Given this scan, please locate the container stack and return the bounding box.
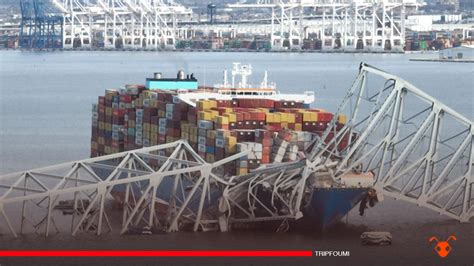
[91,85,348,176]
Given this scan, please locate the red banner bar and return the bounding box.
[0,250,313,257]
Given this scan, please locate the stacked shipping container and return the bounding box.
[91,87,349,176]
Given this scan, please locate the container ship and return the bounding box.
[90,63,374,231]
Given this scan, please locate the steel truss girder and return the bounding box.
[0,140,252,236]
[309,63,473,223]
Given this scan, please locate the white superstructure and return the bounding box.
[177,63,315,107]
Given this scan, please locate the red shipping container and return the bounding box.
[188,114,197,124]
[188,106,197,114]
[158,135,166,144]
[261,155,270,164]
[266,123,281,131]
[144,107,158,120]
[262,139,272,147]
[315,122,327,131]
[259,99,274,108]
[256,129,272,139]
[243,112,251,121]
[215,147,225,160]
[206,138,214,146]
[120,95,132,103]
[262,146,271,155]
[98,96,106,105]
[156,100,166,111]
[151,116,159,125]
[250,112,265,121]
[318,112,334,122]
[294,113,303,123]
[235,112,244,121]
[113,109,126,117]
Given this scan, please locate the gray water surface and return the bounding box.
[0,51,472,174]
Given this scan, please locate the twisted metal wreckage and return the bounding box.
[0,63,472,237]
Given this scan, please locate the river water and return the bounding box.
[0,51,472,265]
[0,51,472,174]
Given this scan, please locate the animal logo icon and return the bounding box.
[429,235,457,258]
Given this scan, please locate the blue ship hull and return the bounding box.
[303,187,368,230]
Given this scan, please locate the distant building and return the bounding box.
[439,45,474,59]
[406,14,463,32]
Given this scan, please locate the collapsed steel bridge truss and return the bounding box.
[0,64,472,237]
[309,63,473,222]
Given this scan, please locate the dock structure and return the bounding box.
[0,64,472,237]
[19,0,63,49]
[18,0,423,51]
[228,0,422,52]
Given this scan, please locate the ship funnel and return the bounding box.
[177,70,185,80]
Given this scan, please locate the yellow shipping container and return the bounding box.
[302,112,317,122]
[279,112,289,123]
[295,123,303,131]
[216,115,229,125]
[196,100,207,110]
[206,154,215,163]
[287,113,296,123]
[266,113,281,123]
[105,123,112,131]
[210,110,219,119]
[221,107,233,113]
[158,110,166,118]
[236,168,248,175]
[223,113,237,123]
[226,136,237,146]
[198,111,212,121]
[197,100,218,110]
[338,114,347,124]
[207,130,216,139]
[226,145,237,153]
[143,123,150,132]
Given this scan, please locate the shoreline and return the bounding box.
[409,58,474,63]
[0,47,405,54]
